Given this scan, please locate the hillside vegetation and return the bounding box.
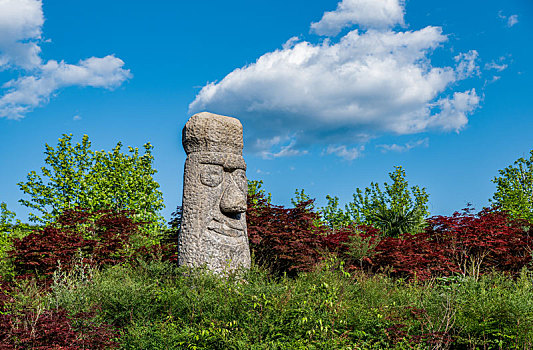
[1,137,533,349]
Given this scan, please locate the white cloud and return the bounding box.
[311,0,405,36]
[377,138,428,153]
[428,89,480,131]
[189,0,482,159]
[454,50,479,79]
[485,61,508,72]
[487,76,501,84]
[0,0,131,119]
[73,114,82,121]
[0,0,43,70]
[1,56,131,119]
[507,14,518,27]
[325,145,364,160]
[498,12,519,27]
[271,141,308,158]
[255,135,308,159]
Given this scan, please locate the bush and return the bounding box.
[323,224,381,270]
[17,134,164,232]
[10,209,142,281]
[317,166,429,236]
[0,224,36,281]
[5,176,533,348]
[0,308,119,349]
[5,253,532,349]
[247,193,326,275]
[325,207,533,280]
[491,149,533,223]
[427,207,533,278]
[371,230,452,280]
[0,274,118,349]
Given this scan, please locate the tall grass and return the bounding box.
[41,258,533,349]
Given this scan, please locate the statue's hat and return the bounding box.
[182,112,243,155]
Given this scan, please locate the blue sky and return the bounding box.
[0,0,532,223]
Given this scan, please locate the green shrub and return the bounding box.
[43,257,533,349]
[17,134,165,236]
[0,224,34,281]
[447,271,533,348]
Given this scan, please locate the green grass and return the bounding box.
[26,257,533,349]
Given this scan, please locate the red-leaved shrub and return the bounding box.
[427,207,532,277]
[247,194,326,275]
[10,209,141,281]
[371,231,453,280]
[323,224,380,252]
[325,225,448,279]
[324,207,532,280]
[323,224,381,269]
[10,226,88,279]
[0,308,118,349]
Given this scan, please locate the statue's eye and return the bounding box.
[200,164,223,187]
[232,169,247,191]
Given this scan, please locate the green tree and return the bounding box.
[291,189,328,229]
[247,180,272,205]
[344,230,380,269]
[491,150,533,223]
[291,188,314,209]
[1,202,15,279]
[18,134,164,229]
[0,202,15,231]
[346,166,429,237]
[319,195,352,231]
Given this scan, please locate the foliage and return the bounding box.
[147,205,183,264]
[17,134,164,233]
[449,270,533,348]
[328,224,447,280]
[0,203,36,281]
[316,166,429,236]
[370,230,452,281]
[291,189,329,228]
[0,307,119,349]
[323,225,381,270]
[370,204,427,238]
[4,238,533,349]
[491,149,533,223]
[326,207,532,281]
[11,225,86,280]
[167,206,182,235]
[247,193,326,276]
[247,179,272,205]
[0,274,118,349]
[319,195,353,231]
[6,157,533,348]
[0,202,15,230]
[10,209,141,281]
[1,203,15,280]
[246,184,531,281]
[43,259,533,349]
[291,188,314,209]
[427,207,532,279]
[344,229,381,269]
[347,166,429,237]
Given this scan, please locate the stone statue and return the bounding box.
[178,112,251,273]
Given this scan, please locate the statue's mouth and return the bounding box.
[207,218,244,238]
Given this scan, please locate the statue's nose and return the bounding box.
[220,179,247,214]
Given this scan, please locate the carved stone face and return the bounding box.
[197,152,247,240]
[178,113,251,273]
